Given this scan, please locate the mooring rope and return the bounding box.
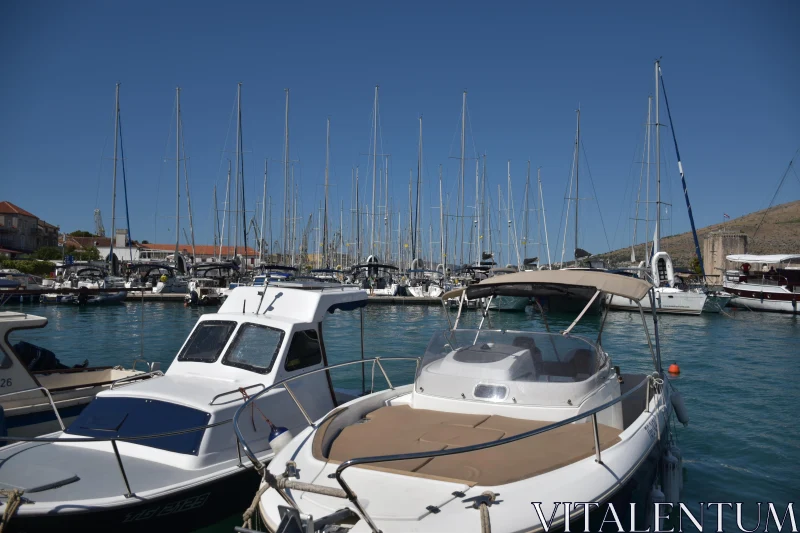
[0,489,24,532]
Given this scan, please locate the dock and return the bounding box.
[120,293,443,305]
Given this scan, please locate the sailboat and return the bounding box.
[607,61,707,315]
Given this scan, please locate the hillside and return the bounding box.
[597,199,800,267]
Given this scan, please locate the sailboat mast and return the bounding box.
[654,60,661,253]
[439,164,444,274]
[261,159,268,264]
[524,161,530,261]
[413,115,422,264]
[213,185,219,258]
[175,86,181,266]
[507,161,512,266]
[459,90,466,266]
[573,108,580,264]
[644,95,653,261]
[538,168,552,268]
[109,83,120,267]
[232,83,241,259]
[323,117,330,267]
[283,89,290,262]
[371,85,378,258]
[356,169,360,263]
[223,161,231,260]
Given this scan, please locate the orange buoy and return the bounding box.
[668,363,681,375]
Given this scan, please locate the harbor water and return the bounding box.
[4,301,798,530]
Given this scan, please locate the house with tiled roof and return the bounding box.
[0,201,59,254]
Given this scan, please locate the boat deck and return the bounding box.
[314,405,621,486]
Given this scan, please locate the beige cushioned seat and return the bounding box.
[318,405,622,486]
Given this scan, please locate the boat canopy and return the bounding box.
[726,254,800,264]
[442,269,652,301]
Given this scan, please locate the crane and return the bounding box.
[94,209,106,237]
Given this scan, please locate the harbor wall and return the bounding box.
[703,231,747,283]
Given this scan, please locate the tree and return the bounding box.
[68,230,94,237]
[141,240,149,244]
[33,247,62,260]
[689,256,702,275]
[64,245,100,261]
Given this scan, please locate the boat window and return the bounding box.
[223,323,284,374]
[284,329,322,372]
[0,347,11,369]
[178,320,237,363]
[66,397,210,455]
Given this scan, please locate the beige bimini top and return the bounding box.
[442,269,652,302]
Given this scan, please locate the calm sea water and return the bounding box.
[4,300,798,530]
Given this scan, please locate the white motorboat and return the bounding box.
[723,254,800,313]
[236,269,687,533]
[0,282,369,532]
[0,312,145,438]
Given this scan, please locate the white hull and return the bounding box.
[607,287,706,315]
[369,284,398,297]
[407,285,444,298]
[723,279,799,314]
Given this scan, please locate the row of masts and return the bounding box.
[110,80,679,275]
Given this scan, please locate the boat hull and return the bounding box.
[5,466,261,533]
[723,281,799,313]
[606,288,706,315]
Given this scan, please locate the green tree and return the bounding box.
[68,230,94,237]
[689,256,702,275]
[33,246,62,260]
[0,259,56,276]
[141,240,149,244]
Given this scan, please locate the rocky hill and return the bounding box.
[597,199,800,267]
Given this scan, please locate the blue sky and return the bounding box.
[2,1,798,263]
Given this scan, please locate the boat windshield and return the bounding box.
[417,329,604,386]
[178,320,237,363]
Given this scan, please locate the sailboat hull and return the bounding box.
[606,287,706,315]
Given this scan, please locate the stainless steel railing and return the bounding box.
[0,386,66,431]
[232,355,662,533]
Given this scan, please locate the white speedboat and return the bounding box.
[0,282,368,531]
[0,312,145,437]
[723,254,800,314]
[236,269,687,533]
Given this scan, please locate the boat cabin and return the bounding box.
[61,284,367,467]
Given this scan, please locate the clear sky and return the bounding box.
[2,1,798,263]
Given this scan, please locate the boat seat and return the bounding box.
[322,405,621,486]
